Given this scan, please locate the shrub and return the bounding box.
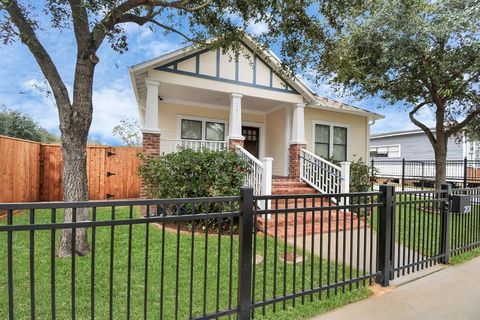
[139,148,249,199]
[350,157,373,192]
[139,148,250,231]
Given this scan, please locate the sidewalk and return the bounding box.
[313,256,480,320]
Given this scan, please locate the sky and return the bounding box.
[0,7,436,146]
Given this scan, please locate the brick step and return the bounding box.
[259,211,357,226]
[272,182,311,188]
[272,177,301,183]
[257,214,365,238]
[272,187,319,195]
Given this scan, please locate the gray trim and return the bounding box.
[235,55,239,81]
[195,54,200,74]
[156,67,299,94]
[253,55,257,84]
[154,44,300,94]
[216,48,220,78]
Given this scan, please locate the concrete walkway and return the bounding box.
[313,256,480,320]
[287,226,422,285]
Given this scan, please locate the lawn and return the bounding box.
[369,194,480,262]
[0,208,370,320]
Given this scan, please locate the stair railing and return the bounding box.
[235,145,272,198]
[299,149,350,197]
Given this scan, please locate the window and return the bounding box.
[314,124,330,159]
[369,145,401,158]
[333,126,347,161]
[206,122,225,141]
[314,123,348,161]
[181,119,202,140]
[180,118,226,141]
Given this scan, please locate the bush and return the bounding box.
[139,148,249,199]
[139,148,250,231]
[350,157,373,192]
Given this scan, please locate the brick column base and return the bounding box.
[141,131,161,215]
[289,143,306,180]
[228,139,244,151]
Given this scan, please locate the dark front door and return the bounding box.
[242,126,260,158]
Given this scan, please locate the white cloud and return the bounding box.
[247,19,269,36]
[135,40,181,59]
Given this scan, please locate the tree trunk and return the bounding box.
[58,57,95,257]
[434,131,448,191]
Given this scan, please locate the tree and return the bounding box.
[0,1,334,257]
[464,116,480,142]
[316,0,480,189]
[0,105,59,142]
[112,117,141,146]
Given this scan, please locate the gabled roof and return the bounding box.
[128,35,384,120]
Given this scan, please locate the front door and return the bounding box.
[242,126,260,158]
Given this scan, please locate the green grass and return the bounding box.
[370,195,480,262]
[0,208,370,319]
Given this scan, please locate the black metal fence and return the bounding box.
[371,158,480,190]
[1,186,480,319]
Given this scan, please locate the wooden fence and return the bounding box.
[0,135,142,203]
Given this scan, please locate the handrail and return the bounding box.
[300,155,343,179]
[236,145,264,196]
[300,148,341,170]
[236,144,263,167]
[299,148,344,194]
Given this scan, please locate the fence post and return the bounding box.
[378,185,395,287]
[463,157,468,188]
[340,161,350,206]
[439,183,452,264]
[401,158,406,191]
[238,187,254,320]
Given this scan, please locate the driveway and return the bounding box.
[312,256,480,320]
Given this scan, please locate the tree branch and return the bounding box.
[446,105,480,137]
[68,0,91,55]
[4,0,71,107]
[409,101,437,145]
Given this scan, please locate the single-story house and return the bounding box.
[129,37,384,196]
[370,128,480,161]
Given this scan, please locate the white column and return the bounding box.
[290,103,307,144]
[143,79,161,133]
[227,93,244,140]
[340,161,350,206]
[261,157,273,215]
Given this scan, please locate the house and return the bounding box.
[370,128,480,161]
[370,128,480,186]
[129,37,384,196]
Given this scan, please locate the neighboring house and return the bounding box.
[370,128,480,161]
[129,37,383,195]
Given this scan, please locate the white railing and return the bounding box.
[299,149,350,195]
[236,145,264,196]
[160,139,227,154]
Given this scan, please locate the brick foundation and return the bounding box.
[141,131,161,215]
[288,143,306,180]
[228,139,244,151]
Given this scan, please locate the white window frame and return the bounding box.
[177,115,227,141]
[369,144,402,158]
[312,120,350,161]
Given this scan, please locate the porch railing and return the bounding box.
[160,139,227,154]
[299,148,350,195]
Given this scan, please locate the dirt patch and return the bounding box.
[369,283,395,297]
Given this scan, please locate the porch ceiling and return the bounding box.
[157,82,286,113]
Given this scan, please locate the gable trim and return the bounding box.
[154,43,300,95]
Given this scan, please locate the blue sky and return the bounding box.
[0,10,436,145]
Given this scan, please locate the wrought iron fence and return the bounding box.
[1,186,480,319]
[371,158,480,190]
